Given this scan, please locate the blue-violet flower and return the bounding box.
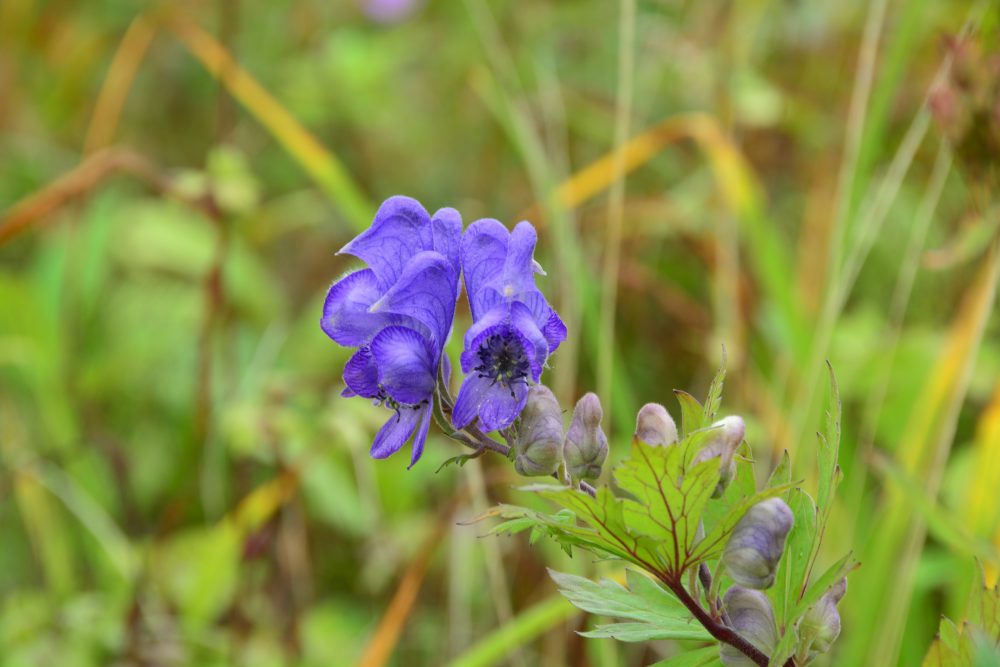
[321,196,461,466]
[451,219,566,432]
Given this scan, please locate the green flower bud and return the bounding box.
[722,497,793,589]
[634,403,678,446]
[693,416,745,498]
[563,393,607,482]
[513,385,564,477]
[719,586,778,667]
[801,577,847,655]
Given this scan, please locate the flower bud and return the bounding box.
[563,393,608,482]
[801,577,847,655]
[722,497,794,589]
[513,385,564,477]
[634,403,678,446]
[719,586,778,666]
[693,416,745,497]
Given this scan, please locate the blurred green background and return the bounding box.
[1,1,998,666]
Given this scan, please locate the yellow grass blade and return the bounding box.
[522,112,802,364]
[230,469,300,535]
[845,239,1000,666]
[83,15,156,154]
[163,12,373,230]
[964,382,1000,584]
[520,113,757,220]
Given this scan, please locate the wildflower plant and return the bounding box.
[322,196,857,666]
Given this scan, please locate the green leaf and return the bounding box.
[483,502,634,561]
[703,353,727,423]
[922,569,1000,666]
[817,363,842,519]
[771,488,817,626]
[674,390,708,437]
[435,452,482,473]
[970,572,1000,638]
[612,439,722,573]
[580,622,708,642]
[766,450,792,491]
[549,569,711,642]
[152,521,241,630]
[648,645,721,666]
[691,481,798,565]
[536,485,668,569]
[789,552,858,623]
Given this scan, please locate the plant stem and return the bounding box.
[435,375,597,497]
[661,573,794,667]
[665,576,766,667]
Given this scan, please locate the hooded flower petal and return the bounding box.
[370,326,436,405]
[460,219,509,319]
[339,196,433,290]
[370,251,458,348]
[322,269,389,346]
[431,207,463,278]
[499,222,539,299]
[370,405,425,459]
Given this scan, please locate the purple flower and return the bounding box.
[451,219,566,432]
[321,196,461,466]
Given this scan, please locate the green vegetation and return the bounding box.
[0,1,998,666]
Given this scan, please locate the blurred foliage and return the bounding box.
[0,1,999,666]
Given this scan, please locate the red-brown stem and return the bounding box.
[662,572,795,667]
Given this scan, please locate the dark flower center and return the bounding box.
[474,330,530,397]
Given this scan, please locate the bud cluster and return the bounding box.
[512,386,609,483]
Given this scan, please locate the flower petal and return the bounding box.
[370,251,458,348]
[321,269,388,346]
[542,308,567,354]
[478,380,529,432]
[339,196,433,290]
[370,406,423,459]
[510,301,549,380]
[500,221,539,299]
[343,347,379,398]
[370,326,436,405]
[515,290,566,355]
[408,405,433,468]
[461,219,509,319]
[451,372,529,432]
[431,207,463,278]
[451,373,491,430]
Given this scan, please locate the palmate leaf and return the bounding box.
[482,503,634,561]
[550,569,712,642]
[534,485,671,572]
[612,438,722,574]
[922,571,1000,667]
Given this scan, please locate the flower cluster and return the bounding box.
[321,197,564,466]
